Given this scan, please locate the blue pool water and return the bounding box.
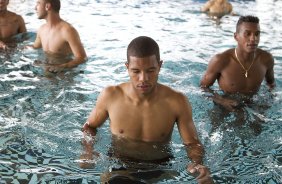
[0,0,281,183]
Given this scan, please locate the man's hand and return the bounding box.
[79,137,100,169]
[187,163,214,184]
[79,129,99,169]
[212,95,240,111]
[219,98,240,111]
[45,64,67,73]
[0,40,8,50]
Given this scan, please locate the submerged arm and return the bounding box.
[201,87,239,112]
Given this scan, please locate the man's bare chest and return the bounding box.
[40,29,69,53]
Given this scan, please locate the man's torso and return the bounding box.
[207,0,232,14]
[39,21,72,59]
[107,83,180,143]
[218,49,270,94]
[0,11,21,39]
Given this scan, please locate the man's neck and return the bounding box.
[46,13,62,27]
[0,9,8,16]
[129,83,159,103]
[236,47,256,63]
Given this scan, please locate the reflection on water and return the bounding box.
[109,135,173,161]
[36,52,73,65]
[1,0,282,183]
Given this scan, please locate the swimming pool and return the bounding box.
[1,0,281,183]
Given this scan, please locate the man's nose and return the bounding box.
[139,72,149,81]
[250,34,258,42]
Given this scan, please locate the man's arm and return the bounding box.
[83,88,110,135]
[61,26,87,68]
[265,54,275,90]
[176,94,213,183]
[80,88,110,168]
[17,15,27,33]
[33,29,42,49]
[177,95,204,164]
[200,53,239,111]
[200,54,222,89]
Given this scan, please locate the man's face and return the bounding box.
[126,55,162,95]
[235,22,260,53]
[0,0,9,11]
[35,0,47,19]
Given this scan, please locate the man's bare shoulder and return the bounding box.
[209,48,233,66]
[102,83,126,98]
[158,84,187,100]
[256,48,274,65]
[157,84,191,113]
[38,22,48,30]
[6,11,23,22]
[60,20,78,33]
[257,48,273,58]
[214,48,233,59]
[36,24,47,36]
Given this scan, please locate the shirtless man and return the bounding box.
[33,0,86,72]
[201,0,233,18]
[82,36,213,184]
[0,0,26,49]
[200,15,275,111]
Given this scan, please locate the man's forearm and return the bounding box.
[80,123,97,168]
[201,87,241,112]
[63,57,86,68]
[185,143,204,164]
[201,87,228,107]
[267,82,276,90]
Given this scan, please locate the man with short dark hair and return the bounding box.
[0,0,26,49]
[82,36,213,184]
[200,15,275,111]
[33,0,87,72]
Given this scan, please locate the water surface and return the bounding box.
[0,0,281,183]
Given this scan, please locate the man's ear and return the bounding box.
[125,62,129,69]
[159,60,163,68]
[45,3,51,11]
[234,32,238,41]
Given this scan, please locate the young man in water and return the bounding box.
[200,15,275,111]
[82,36,213,184]
[32,0,86,72]
[201,0,233,18]
[0,0,26,49]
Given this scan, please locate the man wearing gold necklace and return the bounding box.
[200,15,275,111]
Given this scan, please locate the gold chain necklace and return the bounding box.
[234,48,255,78]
